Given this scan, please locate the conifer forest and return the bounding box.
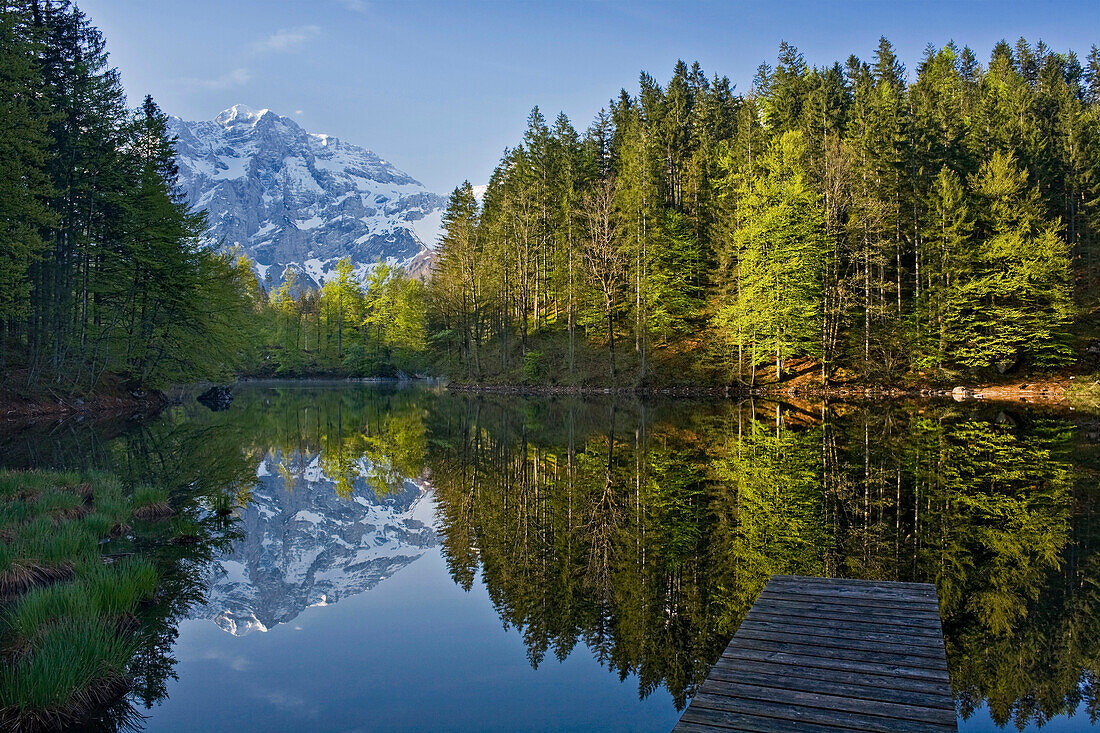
[4,1,1100,392]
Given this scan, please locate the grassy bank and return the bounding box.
[0,470,173,731]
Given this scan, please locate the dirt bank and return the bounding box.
[0,383,169,426]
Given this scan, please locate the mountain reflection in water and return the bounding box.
[2,382,1097,731]
[201,450,437,636]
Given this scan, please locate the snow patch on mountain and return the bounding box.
[169,105,447,289]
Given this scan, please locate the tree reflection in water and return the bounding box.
[2,385,1097,730]
[427,395,1099,728]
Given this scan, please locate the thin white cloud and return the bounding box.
[336,0,368,12]
[252,25,321,54]
[295,110,303,115]
[182,67,252,91]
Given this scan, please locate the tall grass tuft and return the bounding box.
[0,470,169,731]
[132,486,173,520]
[0,618,137,731]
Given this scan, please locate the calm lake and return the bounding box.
[2,382,1098,731]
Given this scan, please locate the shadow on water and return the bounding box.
[4,384,1099,730]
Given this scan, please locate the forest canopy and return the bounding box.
[428,39,1100,387]
[0,1,261,391]
[0,1,428,394]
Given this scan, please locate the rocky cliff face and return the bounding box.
[197,450,438,635]
[168,105,445,289]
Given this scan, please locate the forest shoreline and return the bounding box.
[0,375,429,425]
[445,377,1099,408]
[0,385,169,425]
[2,372,1094,425]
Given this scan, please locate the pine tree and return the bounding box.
[433,181,483,375]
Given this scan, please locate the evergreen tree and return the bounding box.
[423,43,1100,387]
[0,3,52,366]
[432,181,483,375]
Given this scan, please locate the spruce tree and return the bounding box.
[0,3,52,368]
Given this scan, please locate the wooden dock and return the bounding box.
[673,575,956,732]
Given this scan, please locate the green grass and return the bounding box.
[0,619,136,731]
[131,485,173,521]
[0,470,164,731]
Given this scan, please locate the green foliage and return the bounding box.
[914,166,972,372]
[647,209,704,341]
[522,350,545,382]
[0,3,268,392]
[421,392,1097,722]
[714,131,828,381]
[0,6,52,355]
[253,256,429,378]
[10,383,1099,729]
[945,152,1075,370]
[428,39,1097,387]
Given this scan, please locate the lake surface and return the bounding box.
[3,382,1098,731]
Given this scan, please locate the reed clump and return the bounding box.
[0,470,168,732]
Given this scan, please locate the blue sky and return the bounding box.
[81,0,1099,193]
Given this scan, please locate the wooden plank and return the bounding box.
[742,609,943,638]
[732,627,948,661]
[676,707,858,733]
[704,665,954,710]
[752,596,942,622]
[718,645,950,682]
[736,618,942,649]
[687,692,956,733]
[709,657,952,697]
[724,636,947,672]
[770,575,937,593]
[765,577,937,601]
[673,575,956,732]
[695,679,957,726]
[765,578,937,601]
[758,588,938,612]
[743,604,944,631]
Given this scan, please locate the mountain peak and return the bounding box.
[214,103,274,129]
[168,107,447,290]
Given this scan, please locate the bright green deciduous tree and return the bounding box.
[715,131,828,383]
[945,151,1075,371]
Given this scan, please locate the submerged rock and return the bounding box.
[197,386,233,411]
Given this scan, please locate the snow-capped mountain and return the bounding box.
[168,105,446,288]
[196,450,438,636]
